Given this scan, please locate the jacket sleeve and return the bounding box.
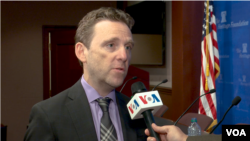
[187,134,221,141]
[24,103,56,141]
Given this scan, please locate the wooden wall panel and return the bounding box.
[150,85,172,119]
[172,1,204,121]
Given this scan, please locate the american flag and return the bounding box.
[199,0,220,131]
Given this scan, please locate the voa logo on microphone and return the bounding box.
[222,125,250,140]
[128,93,161,114]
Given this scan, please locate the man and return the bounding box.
[24,7,147,141]
[145,123,221,141]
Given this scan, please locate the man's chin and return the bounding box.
[108,79,124,88]
[106,74,127,88]
[111,81,124,88]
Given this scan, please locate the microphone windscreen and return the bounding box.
[131,81,147,95]
[232,96,241,106]
[132,76,138,80]
[209,89,216,93]
[162,79,168,83]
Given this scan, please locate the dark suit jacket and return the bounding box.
[187,135,221,141]
[24,80,147,141]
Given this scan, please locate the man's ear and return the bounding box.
[75,42,88,63]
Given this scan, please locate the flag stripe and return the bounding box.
[204,43,217,119]
[199,0,220,122]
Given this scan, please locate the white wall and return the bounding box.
[1,2,116,141]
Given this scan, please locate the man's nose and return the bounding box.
[117,46,129,62]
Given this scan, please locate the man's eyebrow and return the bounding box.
[126,39,134,47]
[101,37,134,47]
[101,37,119,46]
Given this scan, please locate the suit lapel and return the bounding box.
[116,91,137,141]
[66,80,98,141]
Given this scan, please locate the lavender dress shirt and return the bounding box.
[81,75,124,141]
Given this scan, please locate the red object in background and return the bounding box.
[116,65,149,97]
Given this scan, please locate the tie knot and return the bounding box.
[96,97,111,112]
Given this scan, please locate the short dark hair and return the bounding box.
[75,7,135,67]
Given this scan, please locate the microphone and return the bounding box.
[120,76,137,93]
[127,81,162,141]
[210,96,241,134]
[152,79,168,91]
[174,89,216,126]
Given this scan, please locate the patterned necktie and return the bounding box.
[96,98,118,141]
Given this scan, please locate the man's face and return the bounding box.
[83,20,133,89]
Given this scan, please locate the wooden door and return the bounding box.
[43,26,82,99]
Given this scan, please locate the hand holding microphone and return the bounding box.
[145,123,188,141]
[145,96,241,141]
[127,81,163,141]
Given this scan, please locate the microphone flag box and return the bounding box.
[222,125,250,141]
[127,90,163,120]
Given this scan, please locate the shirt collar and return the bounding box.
[81,75,116,104]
